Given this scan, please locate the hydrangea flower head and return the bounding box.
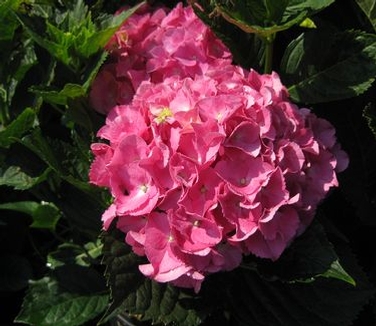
[90,62,348,292]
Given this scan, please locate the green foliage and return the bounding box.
[0,108,37,148]
[14,0,144,72]
[227,262,373,326]
[320,260,356,286]
[0,200,61,230]
[251,221,345,282]
[281,29,376,103]
[0,165,50,190]
[100,221,371,326]
[47,240,103,268]
[15,276,109,326]
[101,227,204,325]
[205,0,334,37]
[1,0,376,325]
[31,83,86,106]
[355,0,376,31]
[0,0,20,41]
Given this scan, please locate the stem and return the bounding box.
[263,34,275,74]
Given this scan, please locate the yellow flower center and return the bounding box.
[156,107,173,124]
[140,184,148,193]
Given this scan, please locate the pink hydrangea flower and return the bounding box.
[89,3,232,114]
[90,57,348,291]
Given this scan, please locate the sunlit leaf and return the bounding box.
[0,108,36,148]
[0,0,20,41]
[0,200,61,230]
[15,277,109,326]
[319,260,356,286]
[299,17,316,28]
[0,166,50,190]
[355,0,376,31]
[31,83,86,106]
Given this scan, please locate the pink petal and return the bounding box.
[225,121,261,156]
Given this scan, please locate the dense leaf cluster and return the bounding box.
[1,0,376,325]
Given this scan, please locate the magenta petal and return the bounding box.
[169,152,198,187]
[101,203,117,230]
[225,121,261,157]
[197,94,243,124]
[179,168,222,216]
[277,140,305,173]
[215,149,270,196]
[244,230,287,260]
[173,210,223,253]
[142,212,190,282]
[218,186,260,241]
[246,206,300,260]
[97,105,148,144]
[113,163,159,216]
[258,168,289,210]
[89,143,113,187]
[109,135,149,166]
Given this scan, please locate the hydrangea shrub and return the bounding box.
[89,3,348,292]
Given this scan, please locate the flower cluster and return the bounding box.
[89,3,231,114]
[89,4,348,292]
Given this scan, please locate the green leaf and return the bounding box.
[19,128,62,173]
[354,0,376,31]
[226,226,374,326]
[0,0,20,41]
[285,0,336,14]
[0,166,50,190]
[228,272,373,326]
[282,29,376,103]
[30,202,61,229]
[15,277,109,326]
[214,0,304,37]
[319,260,356,286]
[0,201,61,230]
[100,227,148,321]
[227,259,374,326]
[31,83,86,106]
[47,243,87,269]
[363,103,376,140]
[82,51,108,91]
[100,227,203,325]
[48,240,103,269]
[18,128,101,198]
[14,1,145,71]
[207,0,333,37]
[0,108,36,148]
[252,221,338,282]
[299,17,316,28]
